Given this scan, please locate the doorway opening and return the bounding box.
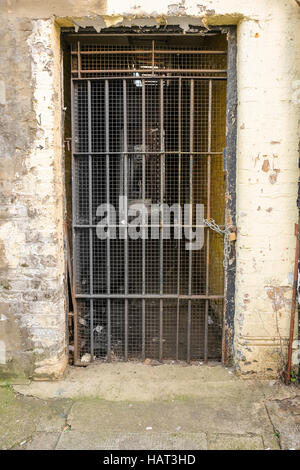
[64,31,231,364]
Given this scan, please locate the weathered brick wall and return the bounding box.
[0,18,67,379]
[0,0,299,379]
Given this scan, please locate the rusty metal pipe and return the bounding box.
[285,223,299,385]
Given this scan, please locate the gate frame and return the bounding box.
[62,25,237,366]
[222,26,237,365]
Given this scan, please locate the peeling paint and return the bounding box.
[269,170,280,185]
[68,14,206,33]
[265,286,291,313]
[168,1,187,16]
[262,159,270,172]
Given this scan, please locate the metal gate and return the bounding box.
[71,36,227,363]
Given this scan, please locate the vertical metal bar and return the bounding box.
[176,77,182,362]
[123,80,128,361]
[142,79,146,361]
[105,79,111,361]
[207,81,212,217]
[159,79,164,362]
[77,41,81,78]
[204,79,212,363]
[187,79,194,363]
[152,40,155,77]
[71,79,79,364]
[88,80,94,361]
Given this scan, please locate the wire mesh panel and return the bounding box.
[71,38,227,78]
[71,35,227,363]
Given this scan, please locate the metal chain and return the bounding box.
[203,218,229,236]
[203,218,232,267]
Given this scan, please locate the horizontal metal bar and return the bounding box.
[73,224,223,229]
[73,68,227,74]
[73,151,223,156]
[75,294,224,299]
[72,76,227,81]
[67,33,225,37]
[72,50,227,55]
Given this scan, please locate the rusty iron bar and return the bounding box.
[77,41,81,78]
[64,221,79,364]
[71,50,227,55]
[176,77,182,362]
[152,40,155,76]
[285,223,299,385]
[72,76,227,81]
[75,294,224,299]
[105,79,111,362]
[68,33,226,37]
[73,224,226,229]
[70,78,79,365]
[204,79,213,363]
[72,151,223,155]
[159,79,164,362]
[187,79,194,363]
[142,78,146,361]
[88,80,94,361]
[123,79,129,361]
[72,68,227,75]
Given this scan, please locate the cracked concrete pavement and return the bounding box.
[0,364,299,450]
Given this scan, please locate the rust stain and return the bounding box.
[226,214,233,226]
[254,155,260,166]
[262,159,270,172]
[265,286,290,313]
[269,170,280,184]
